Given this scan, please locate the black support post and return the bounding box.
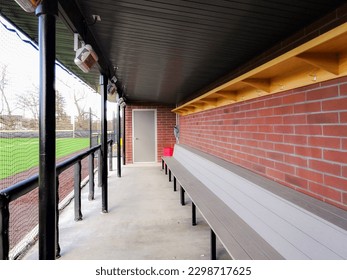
[117,102,121,177]
[36,1,58,260]
[74,161,82,221]
[169,170,172,182]
[0,195,9,260]
[113,111,116,144]
[100,75,108,213]
[109,111,115,172]
[88,153,95,200]
[211,229,217,260]
[98,149,102,188]
[109,141,113,171]
[192,202,197,226]
[122,106,126,165]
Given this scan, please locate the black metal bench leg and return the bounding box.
[211,229,217,260]
[161,159,164,170]
[173,177,177,192]
[169,169,172,182]
[180,186,185,206]
[165,163,168,175]
[192,202,197,226]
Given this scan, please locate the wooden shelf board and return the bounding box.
[173,23,347,116]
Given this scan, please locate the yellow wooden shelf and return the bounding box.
[173,23,347,116]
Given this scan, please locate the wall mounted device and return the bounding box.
[74,44,98,73]
[73,33,98,73]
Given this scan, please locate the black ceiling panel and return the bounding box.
[1,0,347,105]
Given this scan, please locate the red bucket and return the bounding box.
[163,147,173,156]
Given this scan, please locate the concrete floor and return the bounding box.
[23,162,230,260]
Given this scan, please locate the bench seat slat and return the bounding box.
[193,190,284,260]
[162,144,347,260]
[163,156,283,260]
[174,147,347,259]
[180,145,347,230]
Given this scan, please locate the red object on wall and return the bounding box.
[163,147,173,156]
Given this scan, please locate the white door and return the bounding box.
[133,109,157,163]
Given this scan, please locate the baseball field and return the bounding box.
[0,138,89,180]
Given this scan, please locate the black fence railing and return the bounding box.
[0,140,113,260]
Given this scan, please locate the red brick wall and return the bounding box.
[179,76,347,210]
[125,104,176,163]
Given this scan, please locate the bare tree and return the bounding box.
[0,64,16,129]
[17,87,68,129]
[17,84,39,128]
[73,90,89,130]
[56,90,67,120]
[56,90,72,130]
[0,65,8,114]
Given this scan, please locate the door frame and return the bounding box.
[132,109,157,163]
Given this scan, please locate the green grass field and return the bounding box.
[0,138,89,180]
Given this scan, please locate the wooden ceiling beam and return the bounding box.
[214,91,238,100]
[241,78,271,93]
[296,52,339,75]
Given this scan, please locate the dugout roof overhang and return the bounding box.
[1,0,347,107]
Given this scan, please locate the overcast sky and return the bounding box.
[0,15,114,120]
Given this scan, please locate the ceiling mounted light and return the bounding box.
[74,44,98,73]
[73,33,98,73]
[118,97,126,107]
[107,83,117,96]
[92,15,101,22]
[111,76,118,84]
[14,0,42,13]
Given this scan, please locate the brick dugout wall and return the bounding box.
[179,77,347,210]
[125,104,176,164]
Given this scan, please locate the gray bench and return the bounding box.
[161,144,347,260]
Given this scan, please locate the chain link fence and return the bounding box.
[0,16,117,258]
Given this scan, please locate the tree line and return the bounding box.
[0,64,99,131]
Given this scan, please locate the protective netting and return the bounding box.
[0,16,111,259]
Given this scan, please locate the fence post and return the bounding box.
[55,177,61,258]
[117,103,121,177]
[98,148,102,188]
[74,161,82,221]
[100,74,108,213]
[122,106,126,165]
[89,153,95,200]
[109,141,113,171]
[0,194,10,260]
